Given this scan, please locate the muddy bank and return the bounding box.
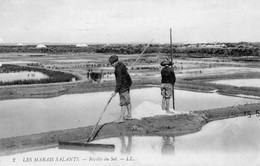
[181,72,260,97]
[0,79,156,100]
[0,114,204,155]
[1,73,260,101]
[1,103,259,155]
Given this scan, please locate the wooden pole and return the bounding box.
[170,28,175,110]
[130,39,153,70]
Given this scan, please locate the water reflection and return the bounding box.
[161,136,175,155]
[0,71,48,82]
[118,135,175,156]
[120,136,132,154]
[1,116,260,165]
[211,78,260,88]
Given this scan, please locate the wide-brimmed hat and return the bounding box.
[160,59,172,66]
[109,55,118,64]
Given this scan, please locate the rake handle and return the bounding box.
[87,96,113,142]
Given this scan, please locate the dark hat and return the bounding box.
[160,60,172,66]
[109,55,118,64]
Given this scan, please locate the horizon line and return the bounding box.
[0,41,259,46]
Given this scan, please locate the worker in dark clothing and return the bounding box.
[109,55,132,123]
[160,59,176,113]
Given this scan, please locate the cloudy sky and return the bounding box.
[0,0,259,44]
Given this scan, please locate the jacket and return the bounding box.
[161,66,176,85]
[114,61,132,93]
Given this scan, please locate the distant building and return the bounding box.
[17,43,24,46]
[76,43,88,47]
[221,44,227,48]
[36,44,47,48]
[188,44,197,48]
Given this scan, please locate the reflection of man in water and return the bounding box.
[161,136,175,155]
[120,135,132,154]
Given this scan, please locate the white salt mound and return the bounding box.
[132,101,177,120]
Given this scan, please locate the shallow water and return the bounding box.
[0,61,36,64]
[211,78,260,88]
[0,71,48,82]
[139,66,260,79]
[52,59,95,62]
[93,116,260,166]
[1,116,259,166]
[0,87,259,138]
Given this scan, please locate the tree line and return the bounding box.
[0,43,259,57]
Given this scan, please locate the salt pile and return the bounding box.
[132,101,176,120]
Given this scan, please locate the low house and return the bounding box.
[76,43,88,47]
[36,44,47,48]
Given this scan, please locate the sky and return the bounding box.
[0,0,260,44]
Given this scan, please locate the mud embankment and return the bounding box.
[181,72,260,97]
[1,103,259,156]
[0,79,156,100]
[1,75,260,101]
